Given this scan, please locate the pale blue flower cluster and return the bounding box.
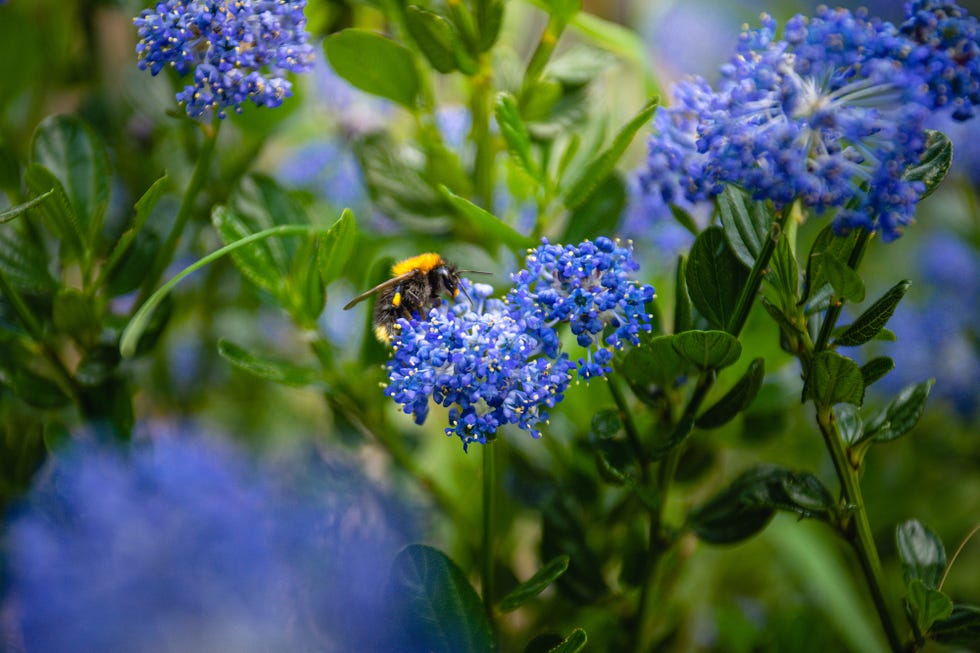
[385,239,655,450]
[2,436,415,652]
[641,3,980,241]
[134,0,315,118]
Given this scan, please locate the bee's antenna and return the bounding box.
[458,269,492,275]
[459,284,474,306]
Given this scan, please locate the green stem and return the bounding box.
[521,16,565,96]
[136,121,220,308]
[817,407,905,652]
[470,56,495,208]
[813,228,872,353]
[482,439,497,626]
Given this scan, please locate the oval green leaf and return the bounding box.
[696,357,765,428]
[499,555,570,612]
[896,519,947,590]
[807,351,865,407]
[904,129,952,200]
[686,227,749,330]
[325,29,420,108]
[835,280,910,347]
[671,330,741,371]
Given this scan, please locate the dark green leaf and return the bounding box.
[547,629,587,653]
[563,97,658,208]
[833,403,863,446]
[325,30,420,108]
[904,130,952,200]
[440,186,533,250]
[31,115,110,245]
[386,544,493,653]
[317,209,357,287]
[807,351,865,407]
[896,519,947,590]
[0,190,53,224]
[822,251,865,303]
[835,280,910,347]
[0,227,57,293]
[541,497,609,603]
[860,356,894,388]
[523,634,564,653]
[496,92,536,178]
[288,235,326,323]
[686,227,749,330]
[696,357,765,428]
[673,255,692,333]
[717,185,772,267]
[908,579,953,632]
[211,205,283,294]
[101,175,168,287]
[499,555,570,612]
[930,604,980,645]
[11,369,71,409]
[24,164,84,259]
[671,330,741,371]
[474,0,505,52]
[218,339,320,387]
[768,232,799,298]
[801,226,859,305]
[355,133,447,220]
[589,409,621,439]
[562,173,626,243]
[865,380,934,443]
[52,288,99,341]
[619,335,688,389]
[405,6,458,73]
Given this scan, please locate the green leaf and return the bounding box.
[589,409,621,439]
[835,280,910,347]
[686,227,749,330]
[801,227,859,304]
[930,604,980,645]
[439,186,533,250]
[717,185,772,267]
[671,330,741,371]
[474,0,505,52]
[217,339,320,387]
[355,133,446,220]
[833,403,864,446]
[896,519,947,590]
[768,232,799,298]
[690,465,835,544]
[101,175,168,286]
[860,356,894,388]
[496,92,536,178]
[822,251,865,303]
[0,227,58,293]
[10,369,71,409]
[561,173,626,244]
[405,5,458,73]
[31,115,110,245]
[865,380,934,443]
[541,0,581,22]
[0,190,54,224]
[904,130,952,200]
[696,357,765,428]
[673,255,692,333]
[563,97,658,209]
[316,209,357,287]
[325,30,420,108]
[386,544,493,653]
[619,335,688,389]
[23,164,84,259]
[545,45,614,88]
[540,497,609,603]
[52,288,99,341]
[908,579,953,633]
[288,235,326,323]
[211,205,283,295]
[807,351,865,407]
[499,555,570,612]
[547,629,587,653]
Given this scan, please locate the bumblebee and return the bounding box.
[344,253,481,343]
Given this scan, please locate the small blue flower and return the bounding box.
[134,1,315,119]
[2,435,415,652]
[509,238,656,378]
[385,283,575,451]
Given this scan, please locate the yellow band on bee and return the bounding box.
[392,291,402,307]
[392,252,443,276]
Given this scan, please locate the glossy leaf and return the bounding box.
[801,227,859,304]
[217,340,320,387]
[865,380,934,443]
[807,351,865,407]
[896,519,947,589]
[212,205,283,294]
[499,555,570,612]
[686,227,749,330]
[325,30,420,108]
[904,130,952,200]
[563,97,658,209]
[0,228,58,293]
[671,330,741,371]
[673,255,692,333]
[406,6,458,73]
[440,186,533,250]
[316,209,357,287]
[619,335,688,389]
[930,604,980,645]
[822,251,865,303]
[833,403,864,446]
[717,185,772,267]
[696,357,765,428]
[835,280,910,347]
[0,190,53,225]
[547,629,587,653]
[31,114,110,244]
[101,175,168,287]
[23,164,83,259]
[860,356,895,388]
[386,544,493,653]
[768,232,799,298]
[908,579,953,632]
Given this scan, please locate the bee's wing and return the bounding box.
[343,271,416,310]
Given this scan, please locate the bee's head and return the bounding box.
[433,264,461,298]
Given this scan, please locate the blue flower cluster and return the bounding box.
[134,1,315,119]
[2,435,415,653]
[385,239,655,451]
[641,3,980,241]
